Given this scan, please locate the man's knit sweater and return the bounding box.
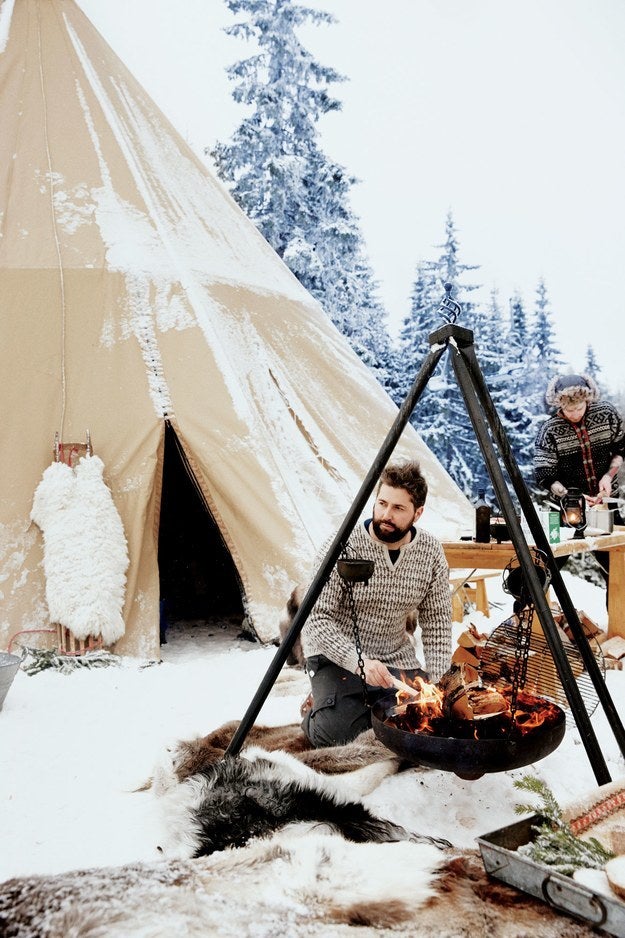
[301,522,452,683]
[534,401,625,495]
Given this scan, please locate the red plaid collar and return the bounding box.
[559,410,598,494]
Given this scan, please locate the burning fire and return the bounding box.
[387,672,561,740]
[395,675,444,717]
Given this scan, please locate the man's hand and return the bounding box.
[362,658,395,688]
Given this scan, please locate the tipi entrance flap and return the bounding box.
[158,422,245,637]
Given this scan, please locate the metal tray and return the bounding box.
[477,814,625,936]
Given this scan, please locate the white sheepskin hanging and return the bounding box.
[30,455,129,645]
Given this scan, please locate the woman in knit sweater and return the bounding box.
[534,373,624,503]
[534,373,625,590]
[301,461,452,748]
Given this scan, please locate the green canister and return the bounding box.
[540,509,560,544]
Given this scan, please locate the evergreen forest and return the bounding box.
[208,0,615,503]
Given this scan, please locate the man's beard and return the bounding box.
[371,517,414,544]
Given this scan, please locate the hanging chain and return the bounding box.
[508,600,534,723]
[343,577,370,708]
[338,542,371,708]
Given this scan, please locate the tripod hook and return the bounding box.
[437,282,462,324]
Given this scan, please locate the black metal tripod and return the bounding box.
[225,301,625,786]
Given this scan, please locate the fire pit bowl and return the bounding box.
[371,694,565,780]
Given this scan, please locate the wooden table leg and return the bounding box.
[607,548,625,638]
[474,579,490,618]
[451,590,464,623]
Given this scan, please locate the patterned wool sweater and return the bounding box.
[534,402,625,495]
[301,522,452,683]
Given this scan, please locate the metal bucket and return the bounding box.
[586,507,614,533]
[0,652,21,712]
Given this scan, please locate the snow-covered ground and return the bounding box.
[0,572,623,884]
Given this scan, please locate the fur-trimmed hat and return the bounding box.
[545,372,600,409]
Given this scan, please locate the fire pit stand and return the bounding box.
[225,286,625,785]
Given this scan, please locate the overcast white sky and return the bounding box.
[78,0,625,392]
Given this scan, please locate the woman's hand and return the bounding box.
[362,658,395,688]
[550,481,567,499]
[598,457,623,497]
[598,474,614,498]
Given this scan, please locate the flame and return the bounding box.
[386,675,561,739]
[396,675,443,711]
[512,689,562,735]
[393,674,443,733]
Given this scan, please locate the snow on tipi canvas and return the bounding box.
[0,0,470,658]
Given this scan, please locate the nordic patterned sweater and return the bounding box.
[534,402,625,495]
[301,521,452,683]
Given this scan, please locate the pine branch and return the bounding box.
[513,774,614,875]
[513,774,564,826]
[20,646,121,676]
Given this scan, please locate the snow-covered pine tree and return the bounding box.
[398,213,483,494]
[389,261,439,408]
[434,211,481,302]
[421,214,482,492]
[210,0,392,385]
[585,344,602,381]
[524,277,565,446]
[474,286,508,380]
[508,290,529,360]
[498,291,541,482]
[469,287,512,502]
[583,343,613,401]
[529,278,562,381]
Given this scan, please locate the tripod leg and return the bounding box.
[457,339,625,766]
[448,342,611,784]
[224,343,447,757]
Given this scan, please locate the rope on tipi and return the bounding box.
[37,2,68,440]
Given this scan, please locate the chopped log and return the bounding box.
[605,855,625,900]
[437,663,509,721]
[451,645,481,669]
[599,635,625,660]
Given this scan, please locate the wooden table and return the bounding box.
[442,529,625,638]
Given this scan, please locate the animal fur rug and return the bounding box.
[152,736,451,860]
[0,836,597,937]
[0,724,597,937]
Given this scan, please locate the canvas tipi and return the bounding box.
[0,0,470,658]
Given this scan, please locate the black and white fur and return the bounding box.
[154,745,449,859]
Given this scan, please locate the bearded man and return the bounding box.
[301,460,452,747]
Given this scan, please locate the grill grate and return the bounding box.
[480,615,605,723]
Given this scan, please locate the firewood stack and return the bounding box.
[550,605,624,670]
[450,622,488,682]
